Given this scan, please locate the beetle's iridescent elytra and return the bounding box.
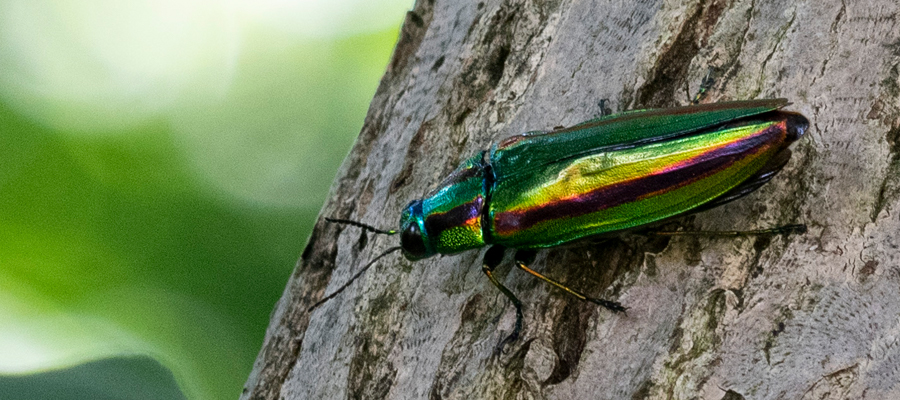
[319,98,809,350]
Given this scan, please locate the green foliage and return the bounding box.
[0,357,186,400]
[0,20,400,400]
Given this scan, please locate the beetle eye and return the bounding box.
[400,223,428,259]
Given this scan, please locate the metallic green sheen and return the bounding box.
[484,99,801,249]
[397,99,807,258]
[399,152,487,258]
[490,99,788,180]
[487,120,789,248]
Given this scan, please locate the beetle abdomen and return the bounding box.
[487,111,808,249]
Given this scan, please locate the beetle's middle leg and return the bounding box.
[513,249,626,313]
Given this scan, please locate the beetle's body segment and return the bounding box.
[400,153,489,258]
[489,110,804,248]
[399,99,809,259]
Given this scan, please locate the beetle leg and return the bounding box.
[597,99,613,117]
[513,249,627,313]
[482,245,523,354]
[650,224,807,238]
[690,67,716,104]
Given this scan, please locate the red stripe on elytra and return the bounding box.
[492,124,784,236]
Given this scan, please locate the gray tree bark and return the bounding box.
[242,0,900,399]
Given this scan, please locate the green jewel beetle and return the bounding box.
[319,98,809,349]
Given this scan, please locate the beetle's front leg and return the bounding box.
[482,245,523,354]
[514,249,627,313]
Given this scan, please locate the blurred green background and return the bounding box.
[0,0,410,398]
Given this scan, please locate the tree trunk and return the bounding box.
[242,0,900,399]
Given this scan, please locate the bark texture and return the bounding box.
[243,0,900,399]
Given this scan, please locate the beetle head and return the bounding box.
[399,199,436,260]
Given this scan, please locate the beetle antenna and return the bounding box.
[325,217,397,235]
[308,246,402,312]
